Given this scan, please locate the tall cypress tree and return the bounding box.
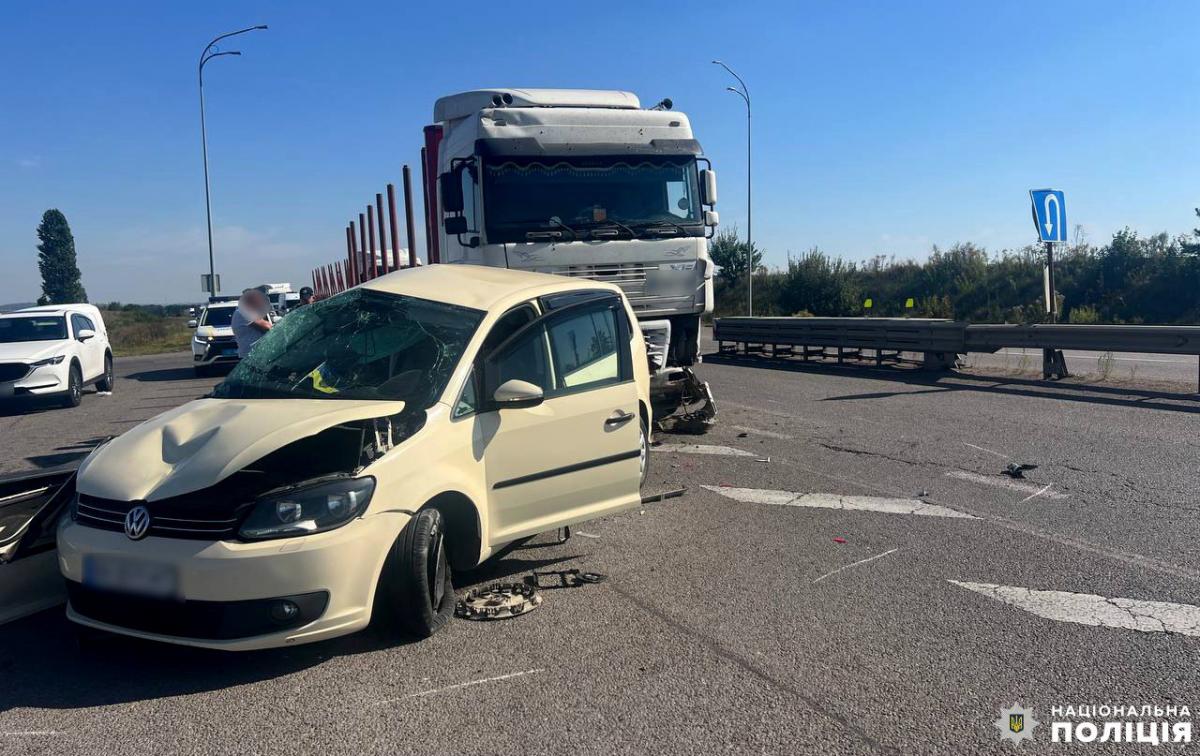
[36,209,87,305]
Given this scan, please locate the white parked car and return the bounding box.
[189,301,241,376]
[0,304,113,407]
[58,265,651,650]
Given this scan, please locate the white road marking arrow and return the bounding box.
[702,486,977,518]
[949,581,1200,636]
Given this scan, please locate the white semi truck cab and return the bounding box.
[423,88,719,427]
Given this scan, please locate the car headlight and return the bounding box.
[238,477,375,540]
[30,355,65,367]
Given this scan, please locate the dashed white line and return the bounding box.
[963,442,1007,459]
[2,731,63,737]
[702,486,977,519]
[379,669,546,703]
[813,548,900,584]
[944,470,1067,500]
[656,444,758,457]
[949,581,1200,636]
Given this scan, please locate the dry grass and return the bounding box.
[102,309,192,356]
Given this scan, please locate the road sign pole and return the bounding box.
[1045,241,1056,323]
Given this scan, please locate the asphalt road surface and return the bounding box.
[2,348,1200,754]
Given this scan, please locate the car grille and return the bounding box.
[75,494,241,540]
[67,582,329,640]
[0,362,30,382]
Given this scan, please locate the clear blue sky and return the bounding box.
[1,0,1196,304]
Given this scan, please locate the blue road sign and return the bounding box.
[1030,189,1067,243]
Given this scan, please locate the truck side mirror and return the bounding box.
[700,169,718,206]
[187,319,198,328]
[444,216,469,235]
[704,210,720,227]
[440,171,464,213]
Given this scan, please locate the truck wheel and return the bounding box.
[374,507,454,639]
[62,364,82,408]
[96,355,114,392]
[639,416,650,490]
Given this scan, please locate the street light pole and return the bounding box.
[713,60,752,316]
[199,25,267,299]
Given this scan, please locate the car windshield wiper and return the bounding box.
[577,219,638,239]
[630,220,688,237]
[522,216,578,242]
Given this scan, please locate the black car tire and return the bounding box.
[96,354,114,392]
[374,507,454,639]
[62,364,82,408]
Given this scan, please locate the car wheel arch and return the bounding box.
[421,491,482,572]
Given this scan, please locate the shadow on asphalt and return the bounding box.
[0,548,579,711]
[704,350,1200,414]
[127,366,222,382]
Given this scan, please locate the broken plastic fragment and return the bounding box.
[833,537,847,544]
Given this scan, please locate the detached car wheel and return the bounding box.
[375,507,454,639]
[96,355,114,392]
[62,364,82,408]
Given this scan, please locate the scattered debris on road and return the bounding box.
[529,569,609,589]
[1002,462,1038,479]
[833,537,847,544]
[641,487,687,504]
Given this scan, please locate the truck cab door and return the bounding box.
[473,296,642,545]
[0,466,77,624]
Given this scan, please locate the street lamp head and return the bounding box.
[711,59,722,65]
[255,24,268,29]
[725,86,738,93]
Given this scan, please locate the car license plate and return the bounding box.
[221,348,238,357]
[83,555,178,599]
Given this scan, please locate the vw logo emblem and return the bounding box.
[124,505,151,540]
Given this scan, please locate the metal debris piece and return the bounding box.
[529,569,608,589]
[755,457,771,463]
[1002,463,1038,479]
[455,583,543,621]
[640,487,687,504]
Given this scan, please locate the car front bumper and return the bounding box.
[57,512,406,651]
[192,337,240,367]
[0,362,68,398]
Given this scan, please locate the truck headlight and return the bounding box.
[239,477,375,540]
[30,355,65,367]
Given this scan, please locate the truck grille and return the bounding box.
[0,363,30,382]
[75,494,241,540]
[560,262,656,283]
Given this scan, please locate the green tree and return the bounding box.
[36,209,87,305]
[709,225,764,285]
[1183,209,1200,256]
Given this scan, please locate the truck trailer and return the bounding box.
[422,88,719,429]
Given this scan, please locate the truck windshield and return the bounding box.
[482,156,703,243]
[0,316,67,343]
[213,289,483,404]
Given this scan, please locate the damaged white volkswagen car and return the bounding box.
[56,265,650,650]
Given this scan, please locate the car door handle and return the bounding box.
[604,410,636,428]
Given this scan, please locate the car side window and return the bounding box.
[69,314,87,338]
[546,305,623,391]
[492,325,551,394]
[454,304,538,418]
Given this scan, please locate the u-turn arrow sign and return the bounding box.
[1030,189,1067,243]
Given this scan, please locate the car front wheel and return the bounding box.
[374,507,454,639]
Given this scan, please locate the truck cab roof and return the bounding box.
[434,89,640,122]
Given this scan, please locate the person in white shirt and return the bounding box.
[231,288,273,359]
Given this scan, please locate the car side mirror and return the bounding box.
[700,168,718,206]
[440,170,464,213]
[187,319,198,328]
[704,209,720,227]
[444,216,469,235]
[492,378,543,409]
[77,329,95,342]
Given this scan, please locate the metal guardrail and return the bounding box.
[713,317,1200,388]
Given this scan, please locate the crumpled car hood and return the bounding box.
[78,398,405,502]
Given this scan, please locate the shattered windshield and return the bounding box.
[482,156,703,243]
[213,289,483,404]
